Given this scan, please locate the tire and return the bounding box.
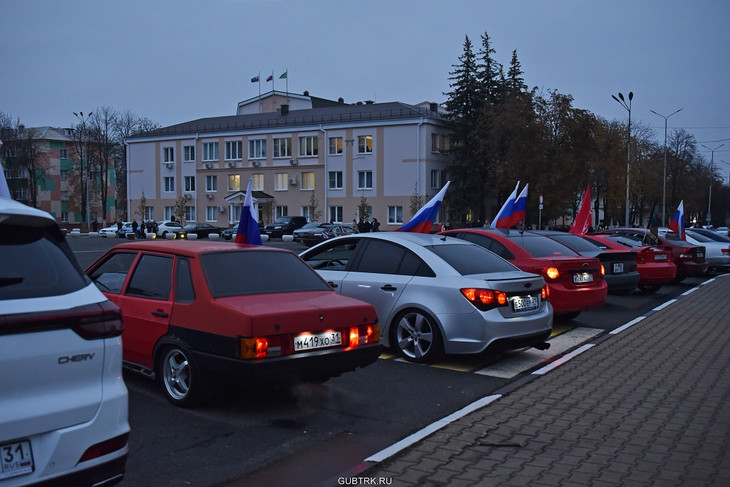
[391,309,443,363]
[555,311,581,321]
[638,283,661,293]
[158,345,205,408]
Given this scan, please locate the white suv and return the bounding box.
[0,198,129,486]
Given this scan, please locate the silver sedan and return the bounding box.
[300,232,553,363]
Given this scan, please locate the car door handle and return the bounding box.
[327,281,338,288]
[151,310,169,318]
[381,284,397,291]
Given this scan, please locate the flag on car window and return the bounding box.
[396,181,450,233]
[668,200,685,240]
[570,184,592,236]
[492,182,528,229]
[235,178,263,245]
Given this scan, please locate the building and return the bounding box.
[125,91,452,230]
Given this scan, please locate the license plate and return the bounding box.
[294,331,342,351]
[511,295,539,312]
[573,272,594,283]
[0,440,33,480]
[613,262,624,273]
[654,254,668,261]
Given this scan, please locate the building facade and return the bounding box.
[125,92,452,230]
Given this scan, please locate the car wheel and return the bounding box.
[637,283,661,293]
[391,309,443,363]
[158,345,205,408]
[555,311,581,321]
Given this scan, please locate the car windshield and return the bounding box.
[0,224,88,300]
[200,250,332,297]
[426,244,519,275]
[507,234,580,257]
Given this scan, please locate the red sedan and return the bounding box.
[86,240,381,407]
[582,234,677,293]
[439,228,607,319]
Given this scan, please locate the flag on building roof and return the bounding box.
[395,181,450,233]
[569,184,592,236]
[266,74,273,82]
[668,200,685,240]
[491,182,521,229]
[250,75,260,83]
[235,178,263,245]
[279,70,288,79]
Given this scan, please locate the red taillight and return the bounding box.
[543,267,560,281]
[349,327,360,347]
[78,433,128,463]
[541,286,550,300]
[240,337,269,358]
[461,288,508,311]
[679,249,694,260]
[600,264,606,276]
[723,248,730,255]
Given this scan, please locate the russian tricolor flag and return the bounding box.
[668,200,685,240]
[492,182,528,229]
[396,181,450,233]
[235,178,263,245]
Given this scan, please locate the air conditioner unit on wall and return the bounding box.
[217,206,225,212]
[205,193,214,199]
[184,193,192,200]
[289,159,298,166]
[164,162,173,169]
[205,163,213,169]
[289,177,298,185]
[228,162,236,168]
[251,160,260,167]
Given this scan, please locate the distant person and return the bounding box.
[371,218,380,232]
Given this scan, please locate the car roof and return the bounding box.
[111,240,288,257]
[0,197,56,227]
[337,231,472,247]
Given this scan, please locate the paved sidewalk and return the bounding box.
[354,275,730,486]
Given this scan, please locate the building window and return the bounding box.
[302,206,316,221]
[163,147,174,163]
[440,134,450,153]
[206,175,217,192]
[184,176,196,192]
[357,170,373,190]
[184,206,195,222]
[59,149,68,159]
[275,173,288,191]
[430,170,440,189]
[357,135,373,154]
[164,176,175,192]
[249,139,266,159]
[225,141,243,160]
[203,142,219,161]
[431,134,439,153]
[61,212,69,223]
[228,174,241,191]
[206,206,217,222]
[144,207,154,221]
[184,145,195,162]
[328,137,343,155]
[164,206,174,220]
[329,206,343,223]
[328,171,343,189]
[276,206,288,218]
[252,173,264,190]
[301,172,314,190]
[299,136,318,157]
[272,138,291,158]
[388,206,403,225]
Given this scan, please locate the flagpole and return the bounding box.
[258,72,261,113]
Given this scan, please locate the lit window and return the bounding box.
[228,174,241,191]
[357,135,372,154]
[328,137,343,155]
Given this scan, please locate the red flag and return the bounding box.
[569,185,592,236]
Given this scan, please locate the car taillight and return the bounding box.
[543,267,560,281]
[636,253,646,264]
[600,264,606,276]
[348,324,380,348]
[679,249,694,260]
[70,301,123,340]
[723,248,730,255]
[240,338,269,359]
[541,285,550,301]
[78,433,128,463]
[461,288,508,311]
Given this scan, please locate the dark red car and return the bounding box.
[600,228,707,282]
[439,228,607,319]
[582,234,677,293]
[86,240,381,407]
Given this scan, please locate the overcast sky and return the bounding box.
[2,0,729,167]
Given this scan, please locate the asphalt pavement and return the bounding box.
[345,274,730,487]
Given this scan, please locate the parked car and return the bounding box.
[300,232,553,363]
[530,230,640,294]
[180,222,226,239]
[264,215,308,239]
[221,226,237,240]
[1,197,129,485]
[294,222,356,247]
[100,222,126,237]
[688,227,730,243]
[439,228,607,319]
[116,222,134,238]
[156,220,184,238]
[684,229,730,272]
[86,240,381,407]
[601,228,708,281]
[583,234,677,293]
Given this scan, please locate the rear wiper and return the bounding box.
[0,277,24,287]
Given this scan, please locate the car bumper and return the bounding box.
[548,281,607,314]
[192,342,383,382]
[604,271,640,293]
[677,261,709,277]
[638,263,677,284]
[706,255,730,270]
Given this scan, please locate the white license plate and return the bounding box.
[654,254,668,261]
[294,331,342,351]
[613,262,624,273]
[512,296,539,312]
[0,440,33,480]
[573,272,594,283]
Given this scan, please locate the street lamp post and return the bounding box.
[73,111,92,231]
[612,92,633,226]
[701,143,725,226]
[650,108,683,226]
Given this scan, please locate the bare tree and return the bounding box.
[88,107,118,225]
[0,115,46,207]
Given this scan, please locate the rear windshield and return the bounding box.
[547,234,601,253]
[0,224,88,300]
[507,234,579,257]
[200,250,332,297]
[427,244,519,275]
